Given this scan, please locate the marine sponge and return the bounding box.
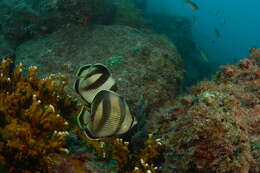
[0,59,78,173]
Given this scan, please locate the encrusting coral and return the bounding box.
[0,59,78,173]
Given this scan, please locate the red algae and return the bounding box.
[161,54,259,173]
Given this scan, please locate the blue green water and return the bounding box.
[147,0,260,64]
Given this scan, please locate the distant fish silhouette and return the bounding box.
[197,47,209,62]
[183,0,199,10]
[77,90,137,139]
[74,63,117,104]
[214,27,221,38]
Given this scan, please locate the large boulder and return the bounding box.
[16,24,184,121]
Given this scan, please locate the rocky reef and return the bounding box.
[160,52,260,173]
[0,0,115,47]
[0,0,148,50]
[145,12,217,88]
[2,49,258,173]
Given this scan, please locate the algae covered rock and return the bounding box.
[160,54,260,173]
[16,24,184,119]
[0,0,114,47]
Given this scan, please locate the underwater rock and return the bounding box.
[15,24,184,122]
[0,34,15,60]
[146,12,215,87]
[0,0,114,47]
[111,0,148,28]
[160,54,260,173]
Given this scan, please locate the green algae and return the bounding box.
[105,55,124,69]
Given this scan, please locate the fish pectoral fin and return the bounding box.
[132,117,138,127]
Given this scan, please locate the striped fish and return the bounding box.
[74,63,117,104]
[77,90,137,139]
